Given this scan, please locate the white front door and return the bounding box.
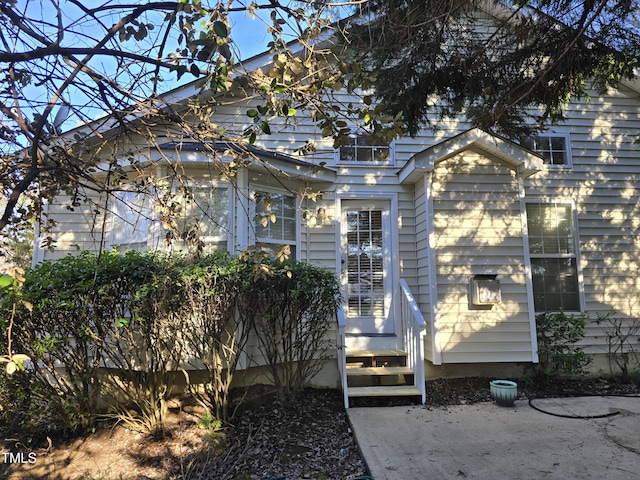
[341,199,394,335]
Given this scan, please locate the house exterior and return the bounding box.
[32,14,640,405]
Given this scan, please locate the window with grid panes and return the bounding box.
[338,133,392,163]
[176,186,230,252]
[526,202,580,312]
[110,191,154,251]
[521,135,570,166]
[254,191,297,258]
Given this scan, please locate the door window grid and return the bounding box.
[346,209,385,317]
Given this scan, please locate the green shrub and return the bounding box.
[1,249,341,435]
[8,252,108,432]
[178,252,251,421]
[5,250,185,435]
[242,255,342,400]
[534,310,592,379]
[94,251,184,437]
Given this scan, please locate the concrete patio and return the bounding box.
[347,395,640,479]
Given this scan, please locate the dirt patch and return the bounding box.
[1,402,212,480]
[424,375,640,407]
[2,377,638,479]
[1,387,367,480]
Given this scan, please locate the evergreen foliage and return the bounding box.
[0,250,341,435]
[346,0,640,137]
[534,310,592,378]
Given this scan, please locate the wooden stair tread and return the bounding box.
[346,366,414,376]
[346,349,407,358]
[348,385,423,397]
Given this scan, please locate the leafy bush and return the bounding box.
[534,310,592,379]
[2,251,186,434]
[1,249,342,435]
[178,253,252,421]
[94,251,185,437]
[8,252,108,432]
[243,255,342,400]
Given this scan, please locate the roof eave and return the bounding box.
[157,141,337,183]
[398,128,544,183]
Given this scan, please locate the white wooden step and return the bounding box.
[346,349,407,358]
[346,366,414,376]
[348,385,423,398]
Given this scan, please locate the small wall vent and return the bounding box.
[470,275,501,306]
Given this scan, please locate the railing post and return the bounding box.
[399,279,427,404]
[336,307,348,409]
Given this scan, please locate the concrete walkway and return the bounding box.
[347,395,640,480]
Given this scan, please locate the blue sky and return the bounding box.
[228,9,274,60]
[3,1,347,136]
[19,1,282,132]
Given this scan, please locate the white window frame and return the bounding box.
[251,187,299,260]
[521,133,572,168]
[108,190,157,252]
[173,182,233,253]
[335,131,395,166]
[525,199,584,313]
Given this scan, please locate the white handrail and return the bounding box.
[336,307,349,408]
[399,279,427,404]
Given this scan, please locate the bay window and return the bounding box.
[254,191,297,259]
[110,191,155,251]
[176,186,231,252]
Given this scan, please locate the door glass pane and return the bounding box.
[346,209,385,317]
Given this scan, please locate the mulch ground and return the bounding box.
[2,376,639,479]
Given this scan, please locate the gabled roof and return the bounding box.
[398,128,544,184]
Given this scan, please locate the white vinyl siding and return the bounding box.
[36,69,640,370]
[413,177,436,363]
[431,151,533,363]
[298,189,338,270]
[523,84,640,353]
[33,199,106,263]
